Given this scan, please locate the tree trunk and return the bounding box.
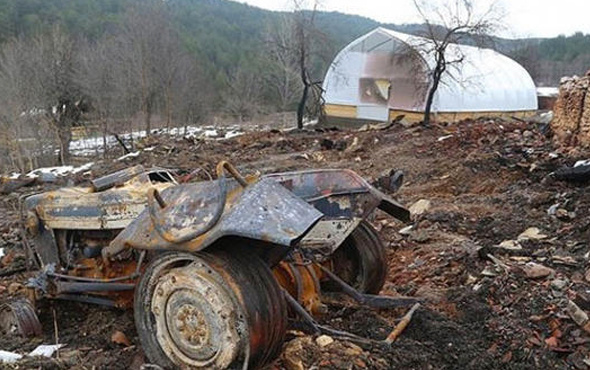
[102,119,108,159]
[145,98,152,136]
[297,82,308,130]
[165,86,172,131]
[423,61,445,126]
[57,123,72,165]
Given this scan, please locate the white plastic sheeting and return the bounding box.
[323,27,537,117]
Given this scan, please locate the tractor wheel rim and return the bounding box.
[151,262,243,368]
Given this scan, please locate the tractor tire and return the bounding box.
[134,250,287,369]
[325,220,388,294]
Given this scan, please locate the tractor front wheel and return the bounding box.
[134,250,287,369]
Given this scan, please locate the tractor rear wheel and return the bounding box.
[325,220,388,294]
[134,250,287,369]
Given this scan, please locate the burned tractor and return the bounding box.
[5,161,414,369]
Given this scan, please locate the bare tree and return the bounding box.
[77,38,123,157]
[0,37,35,172]
[284,0,334,129]
[114,1,173,136]
[264,16,302,113]
[223,66,264,122]
[413,0,504,125]
[171,57,213,131]
[30,26,82,164]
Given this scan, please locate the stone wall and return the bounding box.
[551,72,590,147]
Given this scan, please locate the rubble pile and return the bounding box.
[4,117,590,368]
[552,71,590,147]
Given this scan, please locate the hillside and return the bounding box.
[1,0,589,88]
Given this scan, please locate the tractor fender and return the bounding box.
[104,177,323,260]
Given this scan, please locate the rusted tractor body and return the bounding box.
[11,162,410,369]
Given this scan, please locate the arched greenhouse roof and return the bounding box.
[323,27,537,116]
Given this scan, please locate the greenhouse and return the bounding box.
[322,27,538,125]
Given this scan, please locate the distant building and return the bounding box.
[322,28,538,126]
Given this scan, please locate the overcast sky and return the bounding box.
[231,0,590,39]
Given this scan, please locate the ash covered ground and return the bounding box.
[2,118,590,369]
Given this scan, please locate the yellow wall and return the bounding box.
[323,104,537,124]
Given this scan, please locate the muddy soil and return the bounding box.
[1,118,589,369]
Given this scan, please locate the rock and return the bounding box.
[547,203,559,215]
[550,278,568,291]
[345,137,361,153]
[409,199,431,217]
[283,339,305,370]
[320,138,335,150]
[567,300,590,328]
[518,227,547,241]
[523,130,534,139]
[315,335,334,347]
[408,230,430,243]
[521,262,554,279]
[111,330,131,347]
[342,343,363,357]
[334,140,347,151]
[584,269,590,283]
[398,225,414,235]
[415,285,445,303]
[497,240,522,251]
[7,282,23,294]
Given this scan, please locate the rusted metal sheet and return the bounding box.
[25,181,173,231]
[91,165,146,192]
[264,169,410,222]
[299,218,361,259]
[105,177,323,255]
[25,166,176,231]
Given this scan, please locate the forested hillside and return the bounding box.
[0,0,588,88]
[0,0,589,171]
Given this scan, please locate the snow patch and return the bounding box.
[26,162,95,178]
[116,151,141,162]
[0,344,65,364]
[204,129,218,137]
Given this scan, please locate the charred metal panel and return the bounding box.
[264,169,410,222]
[32,224,60,267]
[106,178,323,256]
[24,179,173,230]
[91,165,147,192]
[299,218,361,258]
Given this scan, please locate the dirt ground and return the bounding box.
[2,117,590,369]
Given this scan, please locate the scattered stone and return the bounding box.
[518,227,547,241]
[521,262,554,279]
[409,199,431,217]
[415,285,445,303]
[496,240,522,251]
[547,203,559,216]
[315,335,334,347]
[320,138,335,150]
[567,300,590,333]
[398,225,413,235]
[408,230,430,243]
[111,330,131,347]
[7,282,23,294]
[345,137,361,153]
[550,278,568,291]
